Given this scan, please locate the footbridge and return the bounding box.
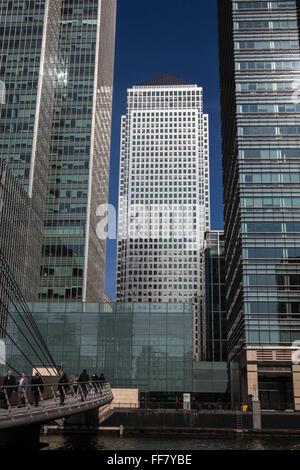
[0,380,113,430]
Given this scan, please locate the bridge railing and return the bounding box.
[0,380,111,412]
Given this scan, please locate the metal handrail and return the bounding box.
[0,380,107,389]
[0,380,111,414]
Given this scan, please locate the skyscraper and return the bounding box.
[39,0,116,302]
[0,0,62,298]
[116,73,210,303]
[218,0,300,410]
[0,1,116,304]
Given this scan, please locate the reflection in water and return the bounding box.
[40,433,300,451]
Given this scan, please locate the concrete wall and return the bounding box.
[292,365,300,411]
[99,388,139,421]
[101,409,253,429]
[101,409,300,431]
[111,388,139,407]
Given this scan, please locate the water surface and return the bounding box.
[40,433,300,451]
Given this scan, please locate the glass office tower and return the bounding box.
[218,0,300,409]
[39,0,116,302]
[198,231,227,362]
[116,73,210,303]
[0,0,62,298]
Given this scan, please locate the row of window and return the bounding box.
[242,222,300,232]
[38,287,83,300]
[43,244,85,257]
[241,197,300,208]
[237,81,293,92]
[233,1,296,10]
[246,301,300,314]
[129,90,200,96]
[240,172,300,183]
[239,148,298,159]
[41,267,83,278]
[243,247,300,259]
[239,126,300,136]
[246,331,299,345]
[132,113,197,119]
[235,40,298,50]
[236,61,300,71]
[245,273,300,286]
[238,103,300,114]
[234,20,297,30]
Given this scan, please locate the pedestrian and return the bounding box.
[1,370,17,409]
[99,373,105,387]
[175,395,179,410]
[18,372,29,407]
[71,374,79,396]
[58,373,69,405]
[78,369,89,401]
[91,372,99,391]
[31,373,44,407]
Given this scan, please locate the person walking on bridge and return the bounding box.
[17,372,29,407]
[71,374,79,396]
[31,373,44,407]
[91,373,99,393]
[2,370,17,409]
[58,373,69,406]
[78,369,89,401]
[99,373,105,387]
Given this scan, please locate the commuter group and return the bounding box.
[0,370,106,408]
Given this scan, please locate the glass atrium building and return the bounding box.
[2,302,228,400]
[218,0,300,410]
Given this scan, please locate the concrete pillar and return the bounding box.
[292,364,300,411]
[0,424,41,449]
[252,400,261,430]
[64,408,100,432]
[247,364,258,398]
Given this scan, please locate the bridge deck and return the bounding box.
[0,386,113,430]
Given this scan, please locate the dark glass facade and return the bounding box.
[2,302,228,395]
[39,0,116,302]
[0,0,62,297]
[218,0,300,408]
[0,161,32,336]
[200,231,227,362]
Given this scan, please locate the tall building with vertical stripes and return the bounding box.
[116,74,210,303]
[0,1,116,311]
[0,0,62,299]
[218,0,300,410]
[38,0,116,302]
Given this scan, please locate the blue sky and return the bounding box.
[105,0,224,300]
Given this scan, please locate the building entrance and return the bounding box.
[258,375,294,411]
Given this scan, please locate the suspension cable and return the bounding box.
[0,247,59,371]
[0,250,60,375]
